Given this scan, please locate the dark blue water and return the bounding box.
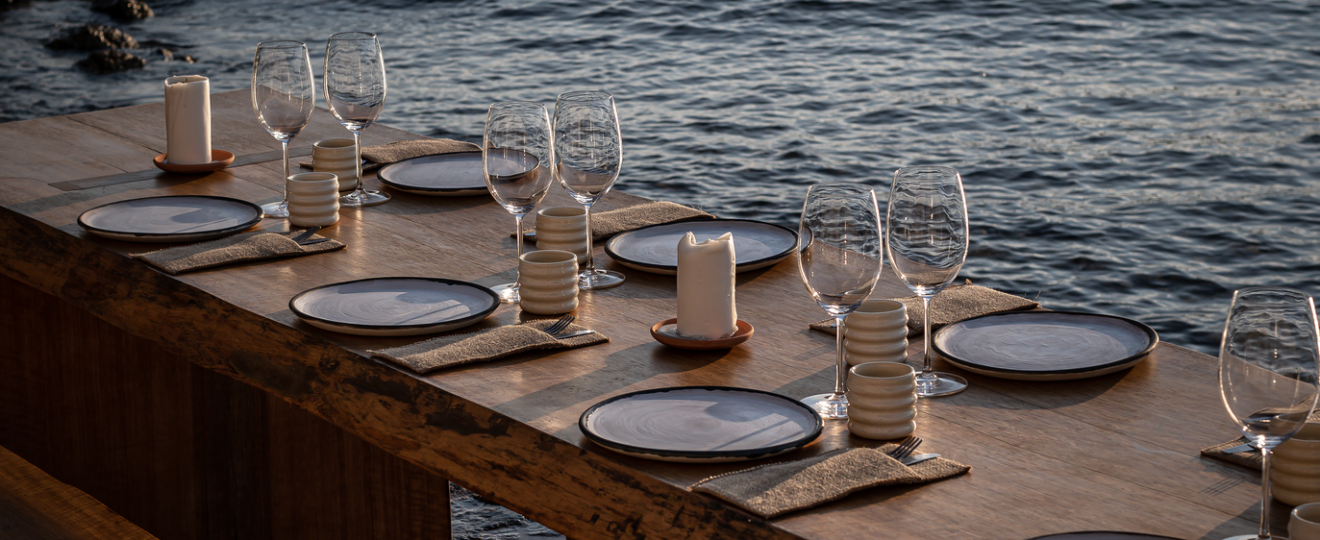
[3,0,1319,535]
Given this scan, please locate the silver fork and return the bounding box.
[290,226,326,245]
[886,436,923,461]
[543,314,575,335]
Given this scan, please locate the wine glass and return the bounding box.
[251,40,315,218]
[324,31,390,207]
[484,102,554,304]
[796,183,884,420]
[1219,287,1320,540]
[887,165,969,398]
[552,90,625,290]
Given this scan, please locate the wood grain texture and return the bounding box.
[0,445,160,540]
[0,90,1272,539]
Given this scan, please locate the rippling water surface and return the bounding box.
[3,0,1319,534]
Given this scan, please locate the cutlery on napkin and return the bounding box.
[300,138,480,170]
[369,318,608,374]
[810,280,1039,338]
[520,201,715,242]
[1200,410,1320,469]
[131,229,344,274]
[690,443,969,519]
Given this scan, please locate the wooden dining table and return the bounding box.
[0,90,1274,540]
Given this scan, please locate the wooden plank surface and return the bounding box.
[0,90,1269,540]
[0,445,160,540]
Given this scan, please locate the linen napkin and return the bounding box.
[691,444,970,519]
[522,201,715,242]
[810,281,1040,338]
[300,138,480,170]
[369,319,609,374]
[1200,411,1320,470]
[132,230,344,274]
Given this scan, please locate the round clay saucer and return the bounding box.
[153,149,235,173]
[650,318,754,350]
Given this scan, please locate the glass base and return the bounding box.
[802,393,848,420]
[261,201,289,218]
[916,372,968,397]
[1220,535,1266,540]
[492,283,520,304]
[340,190,391,207]
[579,269,625,290]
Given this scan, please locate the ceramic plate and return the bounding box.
[289,277,499,337]
[579,386,822,463]
[933,311,1159,381]
[603,219,798,275]
[377,151,489,196]
[1027,533,1182,540]
[78,195,263,243]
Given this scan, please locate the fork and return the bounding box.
[543,314,575,335]
[290,226,327,245]
[886,436,923,461]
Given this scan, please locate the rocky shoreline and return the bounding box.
[12,0,196,74]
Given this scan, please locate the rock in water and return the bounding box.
[77,50,146,74]
[46,24,139,51]
[91,0,153,21]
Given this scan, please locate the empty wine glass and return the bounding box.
[553,90,625,290]
[1219,287,1320,540]
[251,40,315,218]
[484,101,554,304]
[324,31,390,207]
[796,183,884,420]
[887,165,969,397]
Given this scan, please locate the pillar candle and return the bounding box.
[164,75,211,165]
[677,232,737,339]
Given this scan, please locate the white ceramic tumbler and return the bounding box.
[847,362,917,440]
[1293,503,1320,540]
[519,250,579,315]
[844,299,908,366]
[535,207,589,264]
[1273,423,1320,506]
[312,138,359,191]
[286,172,340,227]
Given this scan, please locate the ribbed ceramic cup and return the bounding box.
[844,299,908,366]
[519,250,579,315]
[312,138,359,191]
[846,362,917,440]
[286,172,340,227]
[1292,503,1320,540]
[535,207,589,264]
[1273,423,1320,506]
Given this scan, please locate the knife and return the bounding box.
[901,453,939,466]
[1223,442,1257,454]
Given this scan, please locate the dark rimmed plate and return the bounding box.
[580,386,823,463]
[933,311,1159,381]
[78,195,263,243]
[1027,533,1183,540]
[289,277,499,337]
[377,152,489,196]
[603,219,798,275]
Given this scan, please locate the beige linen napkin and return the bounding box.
[300,138,480,170]
[132,230,344,274]
[522,201,715,242]
[810,281,1040,338]
[370,319,609,374]
[691,445,970,519]
[1200,411,1320,470]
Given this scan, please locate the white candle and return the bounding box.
[164,75,212,165]
[677,232,737,339]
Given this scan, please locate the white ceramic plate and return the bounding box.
[932,311,1159,381]
[579,386,823,463]
[377,152,489,196]
[603,219,798,275]
[78,195,263,242]
[289,277,499,337]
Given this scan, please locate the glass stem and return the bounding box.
[834,315,848,396]
[513,213,525,291]
[921,295,935,375]
[1260,445,1274,540]
[581,202,596,273]
[279,139,290,203]
[352,130,364,197]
